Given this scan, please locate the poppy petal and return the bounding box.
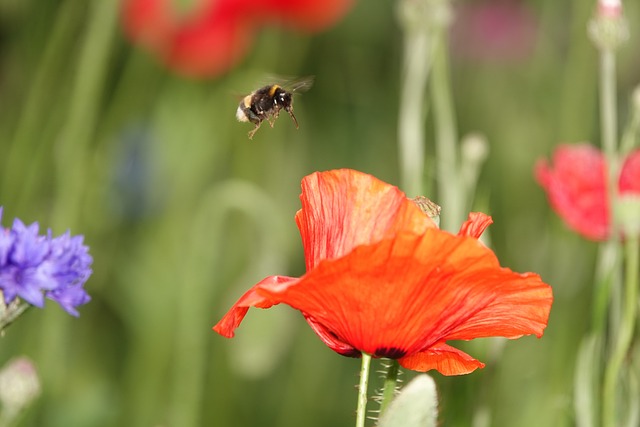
[620,149,640,194]
[398,342,485,376]
[295,169,437,270]
[457,212,493,238]
[304,315,360,357]
[260,0,355,31]
[213,275,298,337]
[255,228,552,363]
[535,144,609,240]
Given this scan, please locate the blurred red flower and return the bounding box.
[121,0,353,77]
[451,0,537,64]
[213,169,553,376]
[535,144,640,241]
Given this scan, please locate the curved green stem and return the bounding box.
[592,240,621,334]
[602,236,639,427]
[356,353,372,427]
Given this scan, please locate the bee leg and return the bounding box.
[266,112,278,128]
[286,107,299,129]
[247,121,262,139]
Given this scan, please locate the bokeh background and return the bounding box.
[1,0,639,426]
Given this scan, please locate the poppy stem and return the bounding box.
[431,19,464,233]
[379,359,400,416]
[355,353,372,427]
[396,0,434,198]
[602,235,639,427]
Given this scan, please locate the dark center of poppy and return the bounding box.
[338,348,362,358]
[374,347,407,359]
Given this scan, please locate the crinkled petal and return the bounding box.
[303,315,360,357]
[620,149,640,194]
[399,342,485,376]
[0,267,46,308]
[213,275,299,337]
[295,169,436,270]
[10,220,49,268]
[46,285,91,317]
[254,229,552,364]
[0,230,12,267]
[535,144,609,240]
[457,212,493,238]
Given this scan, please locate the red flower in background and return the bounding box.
[214,169,553,376]
[451,0,537,64]
[535,144,640,241]
[121,0,353,77]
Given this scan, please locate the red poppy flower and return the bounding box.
[121,0,353,77]
[535,144,640,241]
[213,169,553,376]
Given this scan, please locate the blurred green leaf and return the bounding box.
[377,374,438,427]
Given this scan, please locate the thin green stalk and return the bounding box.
[169,181,289,427]
[0,301,31,334]
[1,0,82,207]
[396,1,434,198]
[379,360,400,416]
[619,87,640,155]
[397,26,432,197]
[431,30,462,232]
[600,49,620,237]
[599,50,617,155]
[51,0,117,229]
[602,236,639,427]
[356,353,372,427]
[39,0,118,405]
[592,240,620,334]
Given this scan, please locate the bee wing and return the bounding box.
[286,75,315,93]
[257,74,315,94]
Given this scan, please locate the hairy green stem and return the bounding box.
[356,353,372,427]
[379,360,400,416]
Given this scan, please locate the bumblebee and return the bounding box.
[236,76,314,139]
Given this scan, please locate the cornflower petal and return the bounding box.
[0,209,93,315]
[46,286,91,317]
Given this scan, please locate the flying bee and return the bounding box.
[236,76,314,139]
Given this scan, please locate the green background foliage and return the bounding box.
[0,0,639,425]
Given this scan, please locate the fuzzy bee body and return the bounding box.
[236,76,314,139]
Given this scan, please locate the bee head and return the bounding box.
[276,91,293,108]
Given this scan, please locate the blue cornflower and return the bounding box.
[0,208,92,316]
